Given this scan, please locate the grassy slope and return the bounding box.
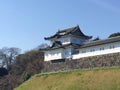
[14,67,120,90]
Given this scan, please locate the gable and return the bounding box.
[44,25,92,40]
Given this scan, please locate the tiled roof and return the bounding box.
[44,26,92,40]
[51,41,62,48]
[43,43,80,50]
[81,36,120,48]
[43,36,120,51]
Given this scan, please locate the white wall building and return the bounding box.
[43,26,120,62]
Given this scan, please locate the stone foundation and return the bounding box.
[42,53,120,72]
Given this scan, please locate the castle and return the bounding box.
[43,26,120,62]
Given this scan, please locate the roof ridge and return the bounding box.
[83,36,120,47]
[57,25,79,33]
[92,36,120,43]
[45,25,92,40]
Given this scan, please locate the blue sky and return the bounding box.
[0,0,120,52]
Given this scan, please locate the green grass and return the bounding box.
[14,66,120,90]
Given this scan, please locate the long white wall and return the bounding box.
[45,40,120,61]
[72,41,120,59]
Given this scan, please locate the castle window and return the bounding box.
[90,49,95,52]
[100,47,104,51]
[82,50,86,53]
[72,49,79,55]
[110,45,115,49]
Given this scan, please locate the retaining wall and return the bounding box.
[42,53,120,72]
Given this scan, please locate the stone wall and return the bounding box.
[42,53,120,72]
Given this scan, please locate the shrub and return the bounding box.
[22,72,31,81]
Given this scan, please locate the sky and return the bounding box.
[0,0,120,52]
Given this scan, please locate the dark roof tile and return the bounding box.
[81,36,120,48]
[43,36,120,51]
[44,25,92,40]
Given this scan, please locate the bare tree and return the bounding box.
[35,43,49,50]
[0,47,21,69]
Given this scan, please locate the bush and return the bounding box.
[22,72,31,81]
[108,32,120,38]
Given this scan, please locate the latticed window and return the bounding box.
[72,49,79,55]
[110,45,115,49]
[90,49,95,52]
[100,47,104,50]
[82,50,86,53]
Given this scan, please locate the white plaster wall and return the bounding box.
[45,39,120,61]
[45,48,73,61]
[45,49,63,61]
[72,41,120,59]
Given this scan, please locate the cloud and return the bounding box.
[89,0,120,14]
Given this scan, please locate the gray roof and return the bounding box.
[42,43,80,51]
[43,36,120,51]
[81,36,120,48]
[44,26,92,40]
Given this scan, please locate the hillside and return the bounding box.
[14,67,120,90]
